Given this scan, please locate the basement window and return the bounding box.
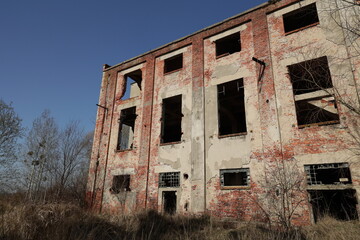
[122,69,142,100]
[117,107,137,150]
[220,168,250,188]
[288,56,339,128]
[161,95,183,144]
[111,175,131,193]
[159,172,180,188]
[283,3,319,34]
[215,32,241,58]
[304,163,352,185]
[164,54,183,74]
[218,79,247,137]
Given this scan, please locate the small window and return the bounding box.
[117,107,137,150]
[159,172,180,188]
[161,95,182,143]
[111,175,131,193]
[304,163,352,185]
[220,168,250,187]
[215,32,241,57]
[217,79,247,136]
[122,69,142,100]
[283,3,319,34]
[164,54,183,74]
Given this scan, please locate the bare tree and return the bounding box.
[53,121,92,197]
[24,110,59,200]
[0,99,23,193]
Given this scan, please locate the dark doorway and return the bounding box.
[309,189,358,222]
[163,191,177,215]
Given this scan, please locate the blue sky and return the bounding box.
[0,0,266,133]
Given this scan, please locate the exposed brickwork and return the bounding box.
[86,0,360,226]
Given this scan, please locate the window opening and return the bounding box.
[215,32,241,57]
[288,56,339,127]
[111,175,131,193]
[164,54,183,74]
[309,189,358,222]
[117,107,137,150]
[159,172,180,188]
[220,168,250,187]
[122,69,142,100]
[283,3,319,34]
[304,163,352,185]
[161,95,182,143]
[217,79,247,136]
[163,191,177,215]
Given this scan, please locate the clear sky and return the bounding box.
[0,0,266,133]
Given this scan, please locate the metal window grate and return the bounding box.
[304,163,350,185]
[159,172,180,188]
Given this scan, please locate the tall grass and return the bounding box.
[1,201,360,240]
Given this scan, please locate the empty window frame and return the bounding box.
[283,3,319,34]
[117,107,137,150]
[215,32,241,57]
[288,56,339,127]
[122,69,142,99]
[111,175,131,193]
[220,168,250,187]
[217,79,247,136]
[164,54,183,74]
[159,172,180,188]
[161,95,183,143]
[304,163,352,185]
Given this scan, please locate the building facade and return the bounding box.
[86,0,360,225]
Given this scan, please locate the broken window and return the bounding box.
[159,172,180,188]
[215,32,241,58]
[288,57,339,128]
[161,95,182,143]
[111,175,131,193]
[220,168,250,187]
[122,69,142,99]
[164,54,183,74]
[304,163,352,185]
[117,107,137,150]
[283,3,319,34]
[309,189,358,222]
[217,79,247,136]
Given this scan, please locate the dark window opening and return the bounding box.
[117,107,137,150]
[220,168,250,187]
[164,54,183,74]
[218,79,247,136]
[295,97,340,126]
[163,191,177,215]
[288,57,333,95]
[283,3,319,34]
[111,175,131,193]
[122,69,142,100]
[309,189,358,222]
[159,172,180,188]
[288,57,339,127]
[161,95,182,143]
[305,163,352,185]
[215,32,241,57]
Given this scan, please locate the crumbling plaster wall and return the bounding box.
[203,22,265,220]
[147,46,194,214]
[267,0,360,223]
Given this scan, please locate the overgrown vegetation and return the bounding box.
[1,198,360,240]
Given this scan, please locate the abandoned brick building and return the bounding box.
[86,0,360,225]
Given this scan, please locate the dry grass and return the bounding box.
[1,202,360,240]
